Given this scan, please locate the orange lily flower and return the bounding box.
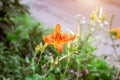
[43,24,76,53]
[110,27,120,39]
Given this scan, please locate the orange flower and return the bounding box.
[110,27,120,39]
[43,24,76,53]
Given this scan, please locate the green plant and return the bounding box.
[32,7,118,80]
[0,5,118,80]
[0,12,52,79]
[0,0,28,41]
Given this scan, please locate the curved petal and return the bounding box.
[110,27,120,39]
[54,24,61,33]
[43,35,54,44]
[116,33,120,39]
[63,33,76,42]
[56,44,64,53]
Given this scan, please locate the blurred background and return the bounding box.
[21,0,120,55]
[0,0,120,79]
[21,0,120,31]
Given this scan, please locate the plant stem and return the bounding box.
[63,52,71,80]
[110,36,119,60]
[32,52,37,74]
[76,56,80,80]
[58,56,63,80]
[109,14,119,61]
[115,70,120,80]
[35,52,43,72]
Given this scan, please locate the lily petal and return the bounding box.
[56,44,64,53]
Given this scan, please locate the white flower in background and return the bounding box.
[67,28,75,35]
[80,17,86,25]
[91,28,95,31]
[99,7,103,18]
[104,20,109,25]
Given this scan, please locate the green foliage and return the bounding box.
[0,0,28,41]
[0,0,28,22]
[0,4,118,80]
[25,74,52,80]
[0,12,52,79]
[31,8,118,80]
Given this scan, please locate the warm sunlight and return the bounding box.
[1,0,120,80]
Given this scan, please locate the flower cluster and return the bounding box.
[90,7,106,23]
[69,68,89,78]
